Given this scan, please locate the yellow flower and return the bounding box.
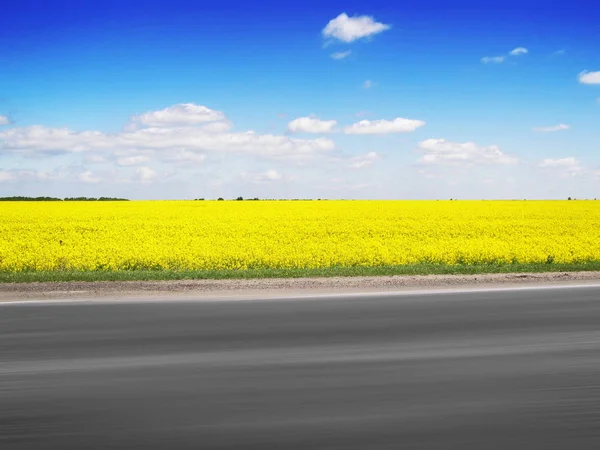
[0,200,598,272]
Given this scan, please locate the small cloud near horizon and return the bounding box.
[532,124,570,133]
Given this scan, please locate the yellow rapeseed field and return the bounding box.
[0,201,599,272]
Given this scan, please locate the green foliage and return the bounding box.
[64,197,129,201]
[0,196,62,201]
[2,261,600,283]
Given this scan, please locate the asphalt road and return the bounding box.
[2,285,600,449]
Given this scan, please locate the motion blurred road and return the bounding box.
[2,285,600,449]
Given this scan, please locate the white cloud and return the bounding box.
[418,139,518,166]
[16,103,595,198]
[0,165,175,186]
[509,47,528,56]
[0,104,335,169]
[363,80,374,89]
[320,180,375,192]
[200,121,233,133]
[0,115,10,126]
[136,166,157,182]
[287,117,337,134]
[348,151,379,169]
[131,103,227,127]
[1,124,335,162]
[242,169,284,184]
[0,126,109,155]
[330,50,351,60]
[481,56,505,64]
[117,155,150,166]
[483,47,528,63]
[322,13,391,43]
[417,169,438,180]
[538,157,586,178]
[344,118,425,134]
[0,170,16,182]
[119,128,336,160]
[78,170,102,183]
[532,124,570,132]
[0,169,65,183]
[539,157,581,168]
[579,71,600,85]
[164,150,206,164]
[85,154,107,164]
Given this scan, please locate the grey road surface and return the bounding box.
[2,285,600,449]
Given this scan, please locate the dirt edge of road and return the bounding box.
[1,271,600,301]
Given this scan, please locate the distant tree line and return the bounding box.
[194,197,317,201]
[0,196,129,201]
[0,196,62,201]
[64,197,129,201]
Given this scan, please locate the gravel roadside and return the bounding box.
[1,271,600,301]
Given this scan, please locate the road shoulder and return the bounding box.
[1,271,600,302]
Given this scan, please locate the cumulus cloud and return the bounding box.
[0,170,15,182]
[0,115,10,126]
[538,157,586,178]
[130,103,227,128]
[322,13,390,43]
[287,117,337,134]
[0,126,109,155]
[348,151,379,169]
[85,154,107,164]
[344,118,425,134]
[510,47,528,56]
[117,155,150,166]
[532,124,570,132]
[136,166,157,182]
[481,56,505,64]
[0,169,65,183]
[242,169,285,184]
[78,170,102,183]
[164,150,206,164]
[579,71,600,85]
[0,164,171,186]
[538,157,581,168]
[330,50,351,60]
[418,139,518,166]
[0,107,336,163]
[200,121,233,133]
[320,179,375,192]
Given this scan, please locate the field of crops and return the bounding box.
[1,201,599,273]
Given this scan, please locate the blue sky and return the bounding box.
[1,0,599,199]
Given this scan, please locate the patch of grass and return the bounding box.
[1,262,600,283]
